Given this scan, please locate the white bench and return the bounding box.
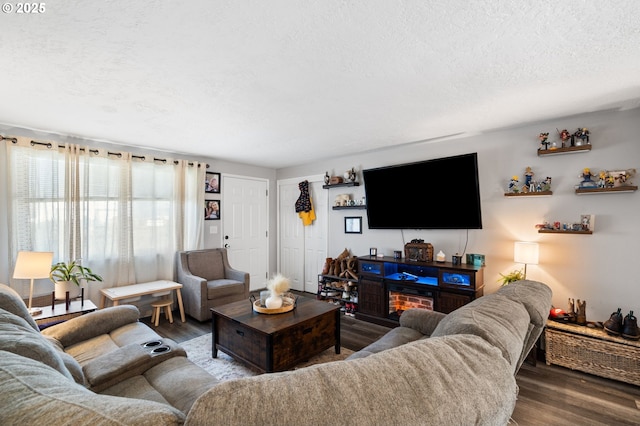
[99,280,186,323]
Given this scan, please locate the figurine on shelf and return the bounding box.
[343,167,356,183]
[614,169,636,186]
[617,172,629,185]
[578,167,598,188]
[541,176,552,192]
[605,172,616,188]
[538,132,550,150]
[324,171,330,185]
[535,221,551,231]
[523,167,535,192]
[508,175,520,193]
[598,170,607,188]
[573,128,590,146]
[558,128,571,148]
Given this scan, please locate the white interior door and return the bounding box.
[303,182,328,293]
[278,176,327,293]
[222,175,269,291]
[278,182,304,291]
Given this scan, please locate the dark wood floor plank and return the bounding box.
[515,380,640,425]
[515,363,640,425]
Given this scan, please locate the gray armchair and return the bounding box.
[175,248,250,321]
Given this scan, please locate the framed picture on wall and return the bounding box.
[344,216,362,234]
[205,172,220,193]
[205,200,220,220]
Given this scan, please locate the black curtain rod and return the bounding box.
[2,136,208,168]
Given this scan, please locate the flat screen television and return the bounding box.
[363,153,483,229]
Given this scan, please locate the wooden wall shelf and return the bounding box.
[332,205,366,210]
[538,145,592,156]
[323,182,360,189]
[504,191,553,197]
[538,229,593,235]
[575,186,637,195]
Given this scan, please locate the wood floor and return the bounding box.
[143,297,640,426]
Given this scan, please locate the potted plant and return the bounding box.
[50,260,103,299]
[498,269,524,286]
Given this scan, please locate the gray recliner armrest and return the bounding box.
[83,338,186,393]
[41,305,140,347]
[399,308,447,336]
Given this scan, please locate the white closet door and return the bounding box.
[278,177,327,293]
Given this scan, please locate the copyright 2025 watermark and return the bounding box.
[2,3,46,13]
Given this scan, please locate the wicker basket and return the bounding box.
[545,325,640,386]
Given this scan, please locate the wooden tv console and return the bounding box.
[356,256,484,328]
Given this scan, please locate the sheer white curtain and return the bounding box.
[175,159,205,251]
[6,137,205,301]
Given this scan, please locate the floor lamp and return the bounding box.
[13,251,54,315]
[513,242,539,279]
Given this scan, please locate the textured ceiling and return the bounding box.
[1,0,640,168]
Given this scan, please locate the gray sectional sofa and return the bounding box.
[0,280,551,425]
[0,283,217,424]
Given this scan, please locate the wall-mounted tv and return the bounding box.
[363,153,483,229]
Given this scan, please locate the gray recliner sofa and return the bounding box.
[1,280,551,425]
[185,280,552,425]
[0,283,217,424]
[176,248,250,321]
[349,279,550,374]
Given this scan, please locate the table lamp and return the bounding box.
[13,251,54,315]
[513,242,539,279]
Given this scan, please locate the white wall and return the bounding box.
[278,106,640,322]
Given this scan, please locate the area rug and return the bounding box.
[180,333,353,382]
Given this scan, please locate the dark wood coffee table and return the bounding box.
[211,297,340,373]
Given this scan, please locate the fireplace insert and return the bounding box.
[387,281,435,321]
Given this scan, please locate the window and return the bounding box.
[7,139,204,293]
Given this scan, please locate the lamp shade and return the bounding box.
[513,242,539,265]
[13,251,54,279]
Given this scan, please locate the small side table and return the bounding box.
[545,320,640,386]
[32,300,98,328]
